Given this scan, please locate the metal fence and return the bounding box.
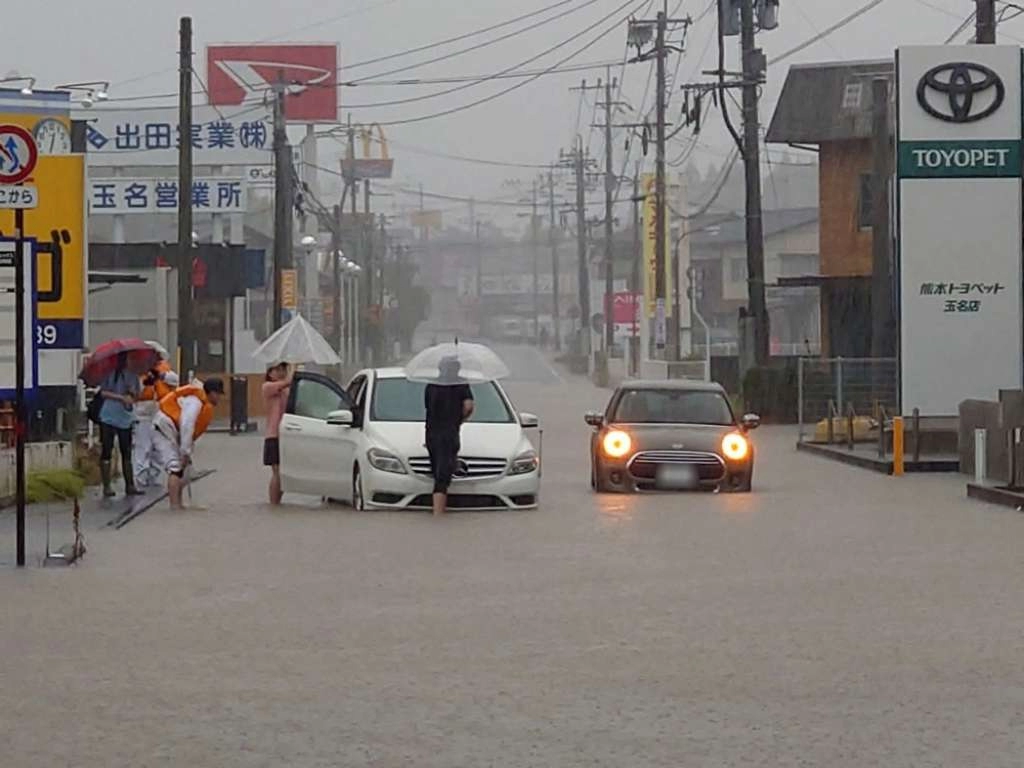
[797,357,898,442]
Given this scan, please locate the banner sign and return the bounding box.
[897,45,1023,415]
[458,272,574,297]
[88,177,247,214]
[641,173,672,319]
[207,43,339,123]
[83,105,272,166]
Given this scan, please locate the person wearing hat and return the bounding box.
[152,378,225,510]
[262,362,294,505]
[424,356,474,516]
[133,350,179,489]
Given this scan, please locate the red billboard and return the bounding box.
[607,292,640,325]
[206,44,339,123]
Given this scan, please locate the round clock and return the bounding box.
[34,118,72,155]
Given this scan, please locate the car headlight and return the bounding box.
[602,429,632,459]
[721,432,749,461]
[509,450,539,475]
[367,447,407,474]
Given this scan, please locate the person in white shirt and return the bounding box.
[152,378,225,510]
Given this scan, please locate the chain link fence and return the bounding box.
[798,357,898,442]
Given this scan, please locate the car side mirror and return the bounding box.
[741,413,761,431]
[326,409,354,427]
[584,411,604,428]
[519,412,539,428]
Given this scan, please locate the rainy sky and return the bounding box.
[4,1,999,220]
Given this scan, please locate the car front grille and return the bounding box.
[627,450,726,482]
[409,494,508,510]
[407,456,509,480]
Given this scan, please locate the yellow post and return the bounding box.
[892,416,905,477]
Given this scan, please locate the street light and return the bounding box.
[56,80,110,108]
[0,77,35,96]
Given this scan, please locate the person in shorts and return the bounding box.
[424,357,474,516]
[262,362,293,505]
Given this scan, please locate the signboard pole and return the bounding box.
[14,207,25,567]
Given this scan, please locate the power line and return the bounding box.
[366,0,648,127]
[344,0,608,88]
[768,0,891,65]
[342,0,584,74]
[342,0,625,109]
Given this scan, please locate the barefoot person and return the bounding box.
[262,362,293,505]
[152,378,225,510]
[424,356,474,516]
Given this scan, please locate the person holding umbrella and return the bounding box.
[424,356,474,516]
[262,362,293,505]
[405,340,510,516]
[97,352,143,497]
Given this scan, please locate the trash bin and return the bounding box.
[230,376,248,434]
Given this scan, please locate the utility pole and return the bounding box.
[272,73,292,332]
[976,0,996,43]
[531,180,540,344]
[177,16,194,372]
[739,0,769,364]
[332,204,343,356]
[601,71,618,352]
[548,169,561,351]
[631,169,641,376]
[654,8,668,354]
[364,176,375,364]
[574,140,591,358]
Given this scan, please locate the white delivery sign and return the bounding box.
[897,45,1023,415]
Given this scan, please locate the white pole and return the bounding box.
[975,428,987,485]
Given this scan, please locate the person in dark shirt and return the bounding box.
[424,356,475,516]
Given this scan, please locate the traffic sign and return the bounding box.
[0,125,38,185]
[0,185,38,209]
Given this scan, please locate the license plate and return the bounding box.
[655,464,699,490]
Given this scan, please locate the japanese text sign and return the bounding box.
[82,106,272,166]
[88,177,247,215]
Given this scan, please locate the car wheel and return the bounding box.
[352,465,365,510]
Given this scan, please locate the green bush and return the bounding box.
[26,469,86,504]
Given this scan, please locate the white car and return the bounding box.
[278,368,541,511]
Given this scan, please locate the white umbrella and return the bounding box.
[252,313,341,366]
[145,340,170,360]
[404,341,509,385]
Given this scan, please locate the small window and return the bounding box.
[293,378,347,421]
[842,82,863,110]
[858,173,874,229]
[730,257,747,283]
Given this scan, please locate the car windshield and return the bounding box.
[612,389,734,426]
[371,378,514,423]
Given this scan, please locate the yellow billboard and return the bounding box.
[641,173,672,318]
[0,108,85,349]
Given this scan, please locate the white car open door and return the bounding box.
[279,372,354,498]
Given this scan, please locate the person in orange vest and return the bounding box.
[152,378,225,509]
[133,357,179,488]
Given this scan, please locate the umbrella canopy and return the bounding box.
[404,341,510,385]
[80,338,161,386]
[145,340,170,360]
[252,313,341,366]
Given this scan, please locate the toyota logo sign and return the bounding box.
[916,62,1005,124]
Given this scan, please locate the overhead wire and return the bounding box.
[364,0,650,127]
